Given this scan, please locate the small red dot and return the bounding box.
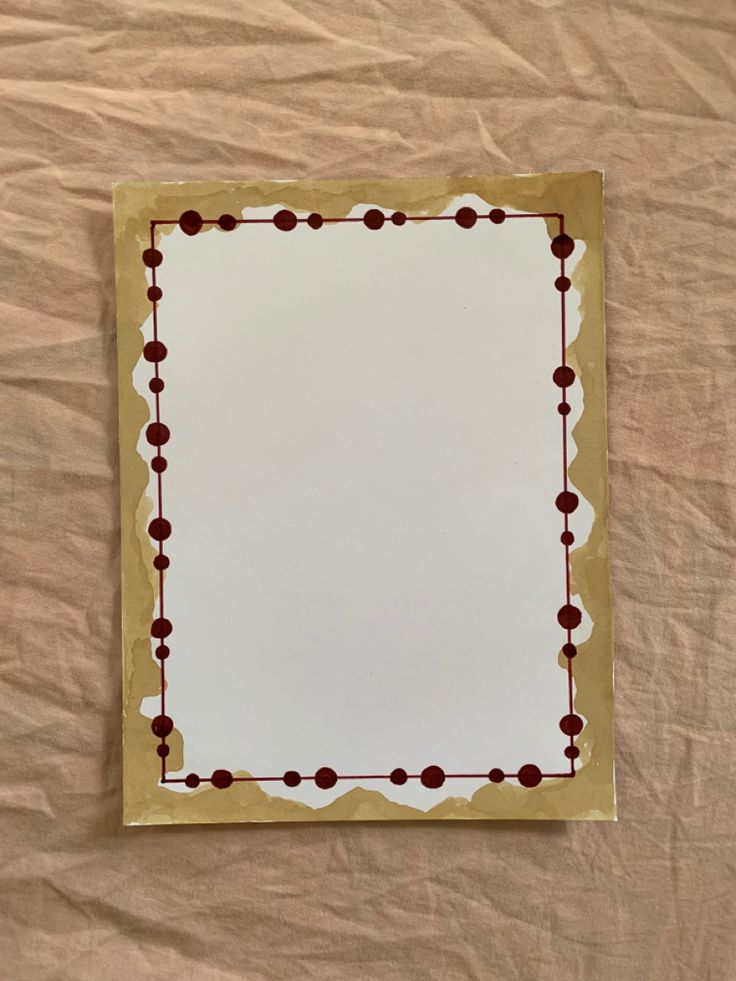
[488,768,504,783]
[560,714,584,736]
[147,286,163,302]
[489,209,506,224]
[143,341,167,363]
[155,644,169,660]
[184,773,200,788]
[420,765,445,789]
[307,213,323,229]
[561,530,575,546]
[315,767,338,789]
[146,422,170,447]
[218,214,237,230]
[151,617,172,639]
[551,234,575,259]
[283,770,301,787]
[149,378,164,394]
[556,491,579,514]
[153,554,170,571]
[363,209,385,230]
[148,517,171,541]
[391,211,407,225]
[565,746,580,760]
[179,210,203,236]
[151,456,168,473]
[558,605,582,630]
[273,210,297,231]
[142,248,163,268]
[211,769,234,789]
[555,276,571,292]
[553,366,575,388]
[518,764,542,788]
[562,642,577,658]
[390,768,408,785]
[157,744,170,758]
[558,402,571,416]
[151,715,173,737]
[455,207,477,228]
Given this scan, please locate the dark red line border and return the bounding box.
[140,204,584,794]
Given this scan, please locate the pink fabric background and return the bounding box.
[1,1,734,977]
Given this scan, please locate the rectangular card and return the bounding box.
[114,173,615,824]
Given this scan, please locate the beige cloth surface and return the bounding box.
[1,1,734,978]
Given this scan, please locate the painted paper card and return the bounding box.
[114,173,615,825]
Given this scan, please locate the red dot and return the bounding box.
[148,517,171,541]
[556,491,579,514]
[307,213,323,229]
[558,605,582,629]
[211,769,234,789]
[146,422,170,446]
[155,644,169,660]
[143,341,167,363]
[283,770,301,787]
[149,378,164,394]
[488,768,504,783]
[184,773,200,788]
[489,208,506,224]
[151,456,168,473]
[315,767,338,789]
[518,764,542,788]
[420,765,445,789]
[157,744,170,758]
[363,209,385,230]
[558,402,571,416]
[218,214,237,230]
[273,210,297,231]
[455,207,477,228]
[561,530,575,546]
[555,276,571,292]
[153,554,170,571]
[565,746,580,759]
[142,248,163,268]
[147,286,163,302]
[562,642,577,658]
[560,714,584,736]
[151,617,172,639]
[151,715,173,737]
[391,211,407,225]
[179,210,203,236]
[553,366,575,388]
[390,768,408,785]
[551,234,575,259]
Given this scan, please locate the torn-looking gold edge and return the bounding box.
[113,172,615,826]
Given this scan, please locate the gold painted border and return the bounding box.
[114,172,615,825]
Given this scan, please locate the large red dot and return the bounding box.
[273,210,297,231]
[147,286,163,302]
[151,456,168,473]
[142,248,163,268]
[420,765,445,789]
[218,214,237,230]
[455,207,477,228]
[518,764,542,788]
[489,209,506,224]
[307,213,323,229]
[184,773,200,788]
[153,554,170,571]
[553,366,575,388]
[558,605,582,629]
[179,210,203,236]
[283,770,301,787]
[151,714,173,737]
[556,491,579,514]
[363,209,385,230]
[211,769,234,789]
[391,211,407,225]
[390,768,408,785]
[151,617,172,638]
[143,341,167,363]
[148,517,171,541]
[551,234,575,259]
[146,422,170,447]
[488,768,504,784]
[560,714,584,736]
[315,767,338,789]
